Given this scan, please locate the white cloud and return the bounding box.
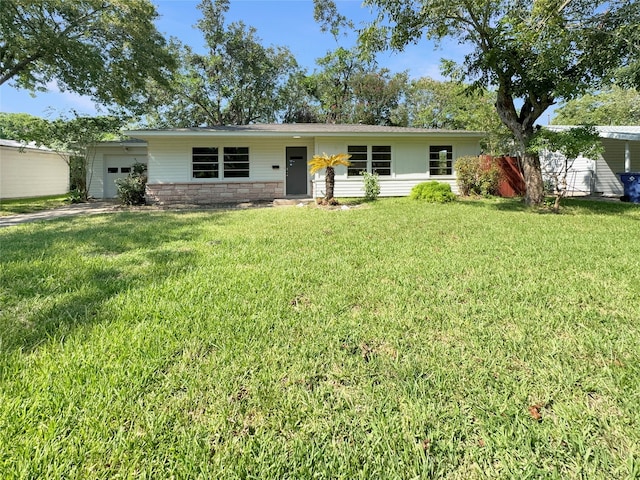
[44,81,98,115]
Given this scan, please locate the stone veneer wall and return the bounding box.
[146,182,284,205]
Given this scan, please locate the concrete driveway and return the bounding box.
[0,201,119,228]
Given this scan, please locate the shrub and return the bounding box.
[361,171,381,201]
[116,162,147,205]
[66,188,84,204]
[456,156,502,197]
[409,181,457,203]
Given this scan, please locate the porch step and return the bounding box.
[272,198,315,206]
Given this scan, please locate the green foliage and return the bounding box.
[409,181,456,203]
[403,77,513,154]
[116,162,147,205]
[304,47,408,125]
[360,171,381,201]
[142,0,299,127]
[0,113,47,141]
[66,189,85,204]
[529,125,604,211]
[15,114,123,201]
[308,152,352,202]
[456,156,502,197]
[351,69,408,126]
[528,126,604,160]
[552,87,640,126]
[0,113,124,201]
[326,0,640,204]
[0,0,176,110]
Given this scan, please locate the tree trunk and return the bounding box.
[521,152,545,206]
[325,166,335,201]
[494,84,549,207]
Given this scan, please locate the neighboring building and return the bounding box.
[110,124,484,204]
[87,139,148,199]
[0,139,69,199]
[543,126,640,196]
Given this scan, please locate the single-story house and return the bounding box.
[542,126,640,196]
[92,124,484,204]
[0,139,69,199]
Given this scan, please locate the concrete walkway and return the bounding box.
[0,201,119,228]
[0,198,316,228]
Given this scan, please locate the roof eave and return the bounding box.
[124,129,486,139]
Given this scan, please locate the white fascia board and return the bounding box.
[547,125,640,142]
[597,131,640,141]
[124,130,486,139]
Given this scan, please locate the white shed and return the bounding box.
[0,139,69,199]
[544,126,640,197]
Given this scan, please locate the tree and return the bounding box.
[306,47,408,125]
[315,0,640,205]
[403,77,512,154]
[351,69,408,125]
[2,112,123,200]
[310,47,369,124]
[552,87,640,126]
[0,112,48,141]
[142,0,299,127]
[0,0,176,110]
[529,126,603,212]
[308,152,352,204]
[280,72,324,124]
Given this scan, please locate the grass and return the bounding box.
[0,194,70,216]
[1,197,639,479]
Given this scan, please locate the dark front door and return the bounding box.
[286,147,307,195]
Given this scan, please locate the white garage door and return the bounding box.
[104,155,147,198]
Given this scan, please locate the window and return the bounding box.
[120,167,131,173]
[372,146,391,176]
[193,147,219,179]
[347,145,392,177]
[429,145,453,176]
[347,145,368,176]
[223,147,249,178]
[107,167,118,173]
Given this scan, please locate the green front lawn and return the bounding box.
[1,198,639,478]
[0,194,70,216]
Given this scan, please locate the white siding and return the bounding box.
[147,136,314,185]
[0,146,69,199]
[319,178,460,198]
[121,132,483,200]
[595,138,640,196]
[88,145,147,198]
[87,150,105,199]
[541,151,595,196]
[312,136,480,197]
[539,138,640,197]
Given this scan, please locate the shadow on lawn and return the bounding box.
[0,210,228,356]
[460,196,640,216]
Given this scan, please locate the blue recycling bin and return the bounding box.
[619,172,640,203]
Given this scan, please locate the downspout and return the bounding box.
[625,141,631,173]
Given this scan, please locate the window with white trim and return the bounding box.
[192,146,250,179]
[223,147,250,178]
[347,145,392,177]
[347,145,368,176]
[193,147,219,179]
[429,145,453,176]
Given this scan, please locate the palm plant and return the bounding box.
[308,152,351,204]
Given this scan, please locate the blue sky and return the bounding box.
[1,0,549,122]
